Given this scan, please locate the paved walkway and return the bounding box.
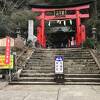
[0,80,8,90]
[0,84,100,100]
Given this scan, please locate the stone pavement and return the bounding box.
[0,84,100,100]
[0,80,8,90]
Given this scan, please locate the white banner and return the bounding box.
[28,20,34,41]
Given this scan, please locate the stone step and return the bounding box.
[30,53,91,59]
[24,67,99,72]
[34,51,90,54]
[65,74,100,78]
[22,70,54,73]
[21,73,100,78]
[29,57,94,60]
[70,59,95,62]
[25,64,98,68]
[30,57,92,60]
[73,61,96,65]
[32,51,90,55]
[22,70,52,73]
[27,59,94,63]
[34,49,89,51]
[65,78,100,82]
[25,64,97,68]
[16,76,100,83]
[34,50,89,52]
[34,49,89,53]
[18,77,54,82]
[66,71,100,74]
[21,73,54,77]
[26,60,95,64]
[22,67,100,74]
[9,81,100,85]
[9,81,56,85]
[22,70,99,74]
[32,54,90,57]
[25,67,54,70]
[24,65,100,71]
[27,59,95,63]
[26,61,96,65]
[11,48,100,85]
[32,50,90,54]
[33,53,91,56]
[33,51,90,54]
[26,62,96,66]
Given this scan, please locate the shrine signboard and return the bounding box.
[0,55,14,69]
[55,56,64,74]
[0,38,14,47]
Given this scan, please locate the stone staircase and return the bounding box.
[10,48,100,85]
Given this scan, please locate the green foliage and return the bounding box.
[10,10,35,32]
[0,13,10,33]
[83,38,95,49]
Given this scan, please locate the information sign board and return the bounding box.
[0,55,14,69]
[55,56,64,74]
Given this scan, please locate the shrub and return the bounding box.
[83,38,95,49]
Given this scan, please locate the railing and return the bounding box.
[89,49,100,69]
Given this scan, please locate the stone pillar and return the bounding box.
[28,20,34,42]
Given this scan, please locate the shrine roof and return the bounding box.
[30,0,94,9]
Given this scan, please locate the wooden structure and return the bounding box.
[31,1,94,48]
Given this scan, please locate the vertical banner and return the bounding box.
[5,36,10,64]
[28,20,34,41]
[81,25,86,43]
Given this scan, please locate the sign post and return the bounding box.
[54,56,64,83]
[0,36,15,81]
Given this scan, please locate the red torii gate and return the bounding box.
[31,4,90,48]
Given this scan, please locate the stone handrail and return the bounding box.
[89,49,100,69]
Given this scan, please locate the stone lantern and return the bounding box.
[92,27,96,40]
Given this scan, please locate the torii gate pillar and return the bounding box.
[76,10,81,47]
[40,12,46,48]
